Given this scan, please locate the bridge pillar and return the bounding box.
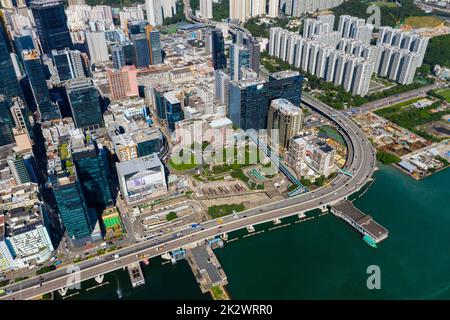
[247,225,255,233]
[298,212,306,219]
[273,218,281,225]
[221,233,228,241]
[320,206,328,213]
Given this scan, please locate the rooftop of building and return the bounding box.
[271,98,301,115]
[164,91,181,104]
[4,204,44,237]
[116,153,162,177]
[189,245,224,285]
[269,70,301,80]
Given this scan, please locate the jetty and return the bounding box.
[127,262,145,288]
[330,200,388,244]
[186,244,228,294]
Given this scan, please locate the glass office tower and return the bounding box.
[65,78,103,129]
[53,176,93,241]
[0,23,23,103]
[0,96,15,146]
[211,29,226,70]
[72,141,113,212]
[31,0,73,54]
[23,50,61,121]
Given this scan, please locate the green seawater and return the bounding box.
[58,164,450,300]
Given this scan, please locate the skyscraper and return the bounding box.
[164,91,184,132]
[85,32,109,64]
[71,141,112,212]
[111,44,125,69]
[230,44,250,81]
[13,34,35,58]
[214,70,230,108]
[131,33,151,67]
[52,175,93,242]
[52,48,85,82]
[229,79,270,131]
[211,29,226,70]
[122,42,134,66]
[146,0,163,26]
[30,0,73,54]
[0,23,23,104]
[65,78,103,129]
[0,95,15,147]
[145,26,162,65]
[199,0,213,19]
[229,70,303,131]
[267,98,303,151]
[244,36,261,75]
[268,0,279,18]
[23,50,61,121]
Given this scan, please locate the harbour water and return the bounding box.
[57,164,450,300]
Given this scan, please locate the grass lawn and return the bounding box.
[168,153,200,171]
[208,203,246,219]
[434,88,450,103]
[405,16,443,28]
[211,286,227,300]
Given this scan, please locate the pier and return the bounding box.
[330,200,388,243]
[186,244,228,294]
[127,262,145,288]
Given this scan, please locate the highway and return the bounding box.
[0,92,376,300]
[354,82,444,114]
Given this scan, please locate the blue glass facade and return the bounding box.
[164,94,184,132]
[0,24,23,104]
[230,81,269,131]
[0,96,15,146]
[229,72,304,131]
[23,51,61,121]
[131,34,150,68]
[148,30,162,65]
[72,142,112,212]
[66,79,103,129]
[111,44,125,69]
[153,87,167,120]
[14,34,35,57]
[137,137,162,157]
[31,0,73,54]
[52,51,73,81]
[211,29,226,70]
[230,44,250,81]
[53,178,92,240]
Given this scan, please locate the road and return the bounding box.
[0,93,376,300]
[354,82,444,114]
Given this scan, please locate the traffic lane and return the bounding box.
[3,96,374,298]
[4,177,371,300]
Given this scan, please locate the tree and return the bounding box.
[376,151,401,164]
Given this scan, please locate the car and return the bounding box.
[113,254,120,259]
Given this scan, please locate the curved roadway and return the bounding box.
[1,5,377,299]
[0,91,376,300]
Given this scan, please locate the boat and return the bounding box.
[363,235,377,248]
[143,258,150,265]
